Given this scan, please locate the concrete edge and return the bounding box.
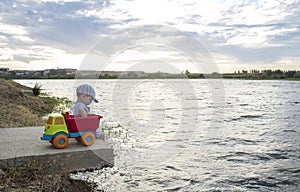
[0,148,114,175]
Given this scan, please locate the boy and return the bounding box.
[73,84,104,140]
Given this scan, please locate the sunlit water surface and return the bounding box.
[15,79,300,191]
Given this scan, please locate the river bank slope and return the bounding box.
[0,78,58,128]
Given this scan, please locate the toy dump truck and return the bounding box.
[41,111,103,149]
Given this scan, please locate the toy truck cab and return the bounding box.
[43,115,69,138]
[41,112,103,149]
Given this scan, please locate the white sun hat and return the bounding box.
[76,84,99,103]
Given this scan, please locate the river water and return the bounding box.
[15,79,300,191]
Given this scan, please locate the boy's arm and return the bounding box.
[78,107,88,117]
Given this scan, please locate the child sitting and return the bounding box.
[73,84,104,140]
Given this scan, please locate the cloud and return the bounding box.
[0,0,111,69]
[29,53,84,70]
[80,25,218,73]
[174,0,300,47]
[0,0,299,72]
[91,0,300,69]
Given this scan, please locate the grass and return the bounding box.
[32,82,42,96]
[0,79,72,128]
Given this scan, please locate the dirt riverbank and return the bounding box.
[0,78,63,128]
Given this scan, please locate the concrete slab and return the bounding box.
[0,126,114,173]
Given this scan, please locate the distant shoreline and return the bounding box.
[2,68,300,80]
[8,76,300,81]
[10,77,300,81]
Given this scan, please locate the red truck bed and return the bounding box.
[63,112,102,133]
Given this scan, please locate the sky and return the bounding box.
[0,0,300,73]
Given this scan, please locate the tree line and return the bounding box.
[221,69,300,79]
[2,68,300,79]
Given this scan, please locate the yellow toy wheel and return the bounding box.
[81,132,95,146]
[53,134,69,149]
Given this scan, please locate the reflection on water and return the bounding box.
[15,79,300,191]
